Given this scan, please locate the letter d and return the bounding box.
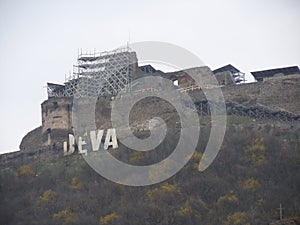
[63,134,75,156]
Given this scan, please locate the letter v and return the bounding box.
[90,129,103,151]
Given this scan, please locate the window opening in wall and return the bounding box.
[53,102,58,109]
[173,79,179,86]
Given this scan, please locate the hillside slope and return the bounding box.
[1,120,300,225]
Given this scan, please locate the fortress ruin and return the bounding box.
[1,47,300,162]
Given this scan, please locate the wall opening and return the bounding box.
[173,79,179,86]
[53,102,58,109]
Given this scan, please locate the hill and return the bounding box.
[1,117,300,225]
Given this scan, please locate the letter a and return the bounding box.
[104,128,118,150]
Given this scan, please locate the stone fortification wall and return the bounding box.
[257,74,300,113]
[189,73,300,115]
[41,97,73,133]
[17,70,300,155]
[223,73,300,114]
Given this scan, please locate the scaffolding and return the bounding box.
[47,47,137,98]
[213,64,246,84]
[232,71,246,84]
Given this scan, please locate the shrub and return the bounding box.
[243,178,260,192]
[53,208,78,224]
[245,137,266,165]
[99,212,119,224]
[225,212,249,225]
[69,177,83,190]
[16,165,35,177]
[217,193,239,207]
[37,189,56,204]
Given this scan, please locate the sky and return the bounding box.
[0,0,299,154]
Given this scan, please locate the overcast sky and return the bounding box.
[0,0,299,154]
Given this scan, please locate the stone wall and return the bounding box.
[41,97,73,133]
[17,70,300,156]
[189,73,300,114]
[257,74,300,113]
[0,145,63,168]
[23,97,73,153]
[214,71,235,86]
[40,67,300,138]
[19,126,44,152]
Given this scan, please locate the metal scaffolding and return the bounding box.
[232,71,246,84]
[47,47,137,98]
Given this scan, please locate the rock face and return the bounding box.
[19,126,44,153]
[14,66,300,157]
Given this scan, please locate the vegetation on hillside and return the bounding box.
[0,124,300,225]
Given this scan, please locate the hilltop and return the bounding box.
[1,48,300,224]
